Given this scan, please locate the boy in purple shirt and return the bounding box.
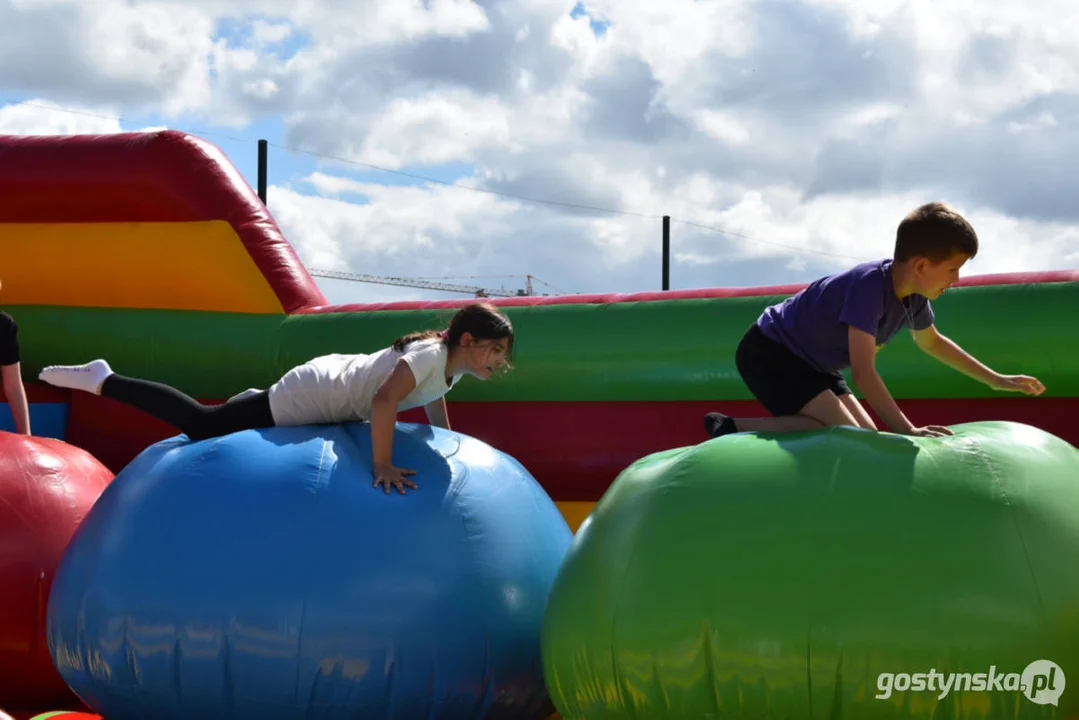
[704,202,1045,439]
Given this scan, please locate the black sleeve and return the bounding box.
[0,312,20,366]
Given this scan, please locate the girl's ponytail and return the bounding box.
[391,329,444,352]
[391,302,513,357]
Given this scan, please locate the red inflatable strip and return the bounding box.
[0,384,68,404]
[297,269,1079,314]
[60,389,1077,500]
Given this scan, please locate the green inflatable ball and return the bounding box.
[541,421,1079,719]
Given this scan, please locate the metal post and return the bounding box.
[662,215,670,290]
[257,139,268,205]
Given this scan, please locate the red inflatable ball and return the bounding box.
[0,433,113,712]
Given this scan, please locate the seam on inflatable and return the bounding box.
[995,450,1048,620]
[969,431,1047,620]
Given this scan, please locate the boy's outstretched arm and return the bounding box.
[849,326,951,437]
[911,325,1046,395]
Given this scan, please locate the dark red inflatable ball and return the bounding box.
[0,433,113,712]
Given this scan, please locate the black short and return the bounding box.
[735,323,850,416]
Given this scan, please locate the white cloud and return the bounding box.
[0,99,122,135]
[692,109,751,146]
[0,0,217,115]
[267,180,538,303]
[250,19,293,47]
[358,91,515,168]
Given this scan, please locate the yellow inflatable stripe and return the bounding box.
[555,501,595,533]
[0,221,284,313]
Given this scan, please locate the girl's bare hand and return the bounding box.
[373,463,417,494]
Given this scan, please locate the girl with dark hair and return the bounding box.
[39,303,514,494]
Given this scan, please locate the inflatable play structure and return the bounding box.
[1,131,1078,525]
[0,130,1076,719]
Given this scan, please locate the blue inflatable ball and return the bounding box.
[46,423,573,720]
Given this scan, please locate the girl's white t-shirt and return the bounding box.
[265,338,461,426]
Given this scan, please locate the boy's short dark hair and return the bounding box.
[894,202,979,263]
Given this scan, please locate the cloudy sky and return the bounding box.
[2,0,1077,305]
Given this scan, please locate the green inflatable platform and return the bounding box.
[541,422,1079,719]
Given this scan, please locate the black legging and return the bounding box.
[101,374,276,441]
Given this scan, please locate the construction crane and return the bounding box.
[307,268,536,298]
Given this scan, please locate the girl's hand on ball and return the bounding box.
[373,463,418,494]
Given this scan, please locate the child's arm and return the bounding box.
[424,397,451,430]
[1,362,30,435]
[849,326,951,437]
[911,325,1045,395]
[370,360,421,494]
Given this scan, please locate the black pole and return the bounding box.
[257,139,268,205]
[662,215,670,290]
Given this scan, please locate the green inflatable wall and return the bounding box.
[16,277,1079,400]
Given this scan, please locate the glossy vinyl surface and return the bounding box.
[0,434,112,711]
[541,421,1079,719]
[47,423,572,720]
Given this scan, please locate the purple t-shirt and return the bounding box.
[756,259,934,373]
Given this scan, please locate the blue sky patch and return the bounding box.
[571,2,610,35]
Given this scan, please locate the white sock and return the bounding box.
[39,359,114,395]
